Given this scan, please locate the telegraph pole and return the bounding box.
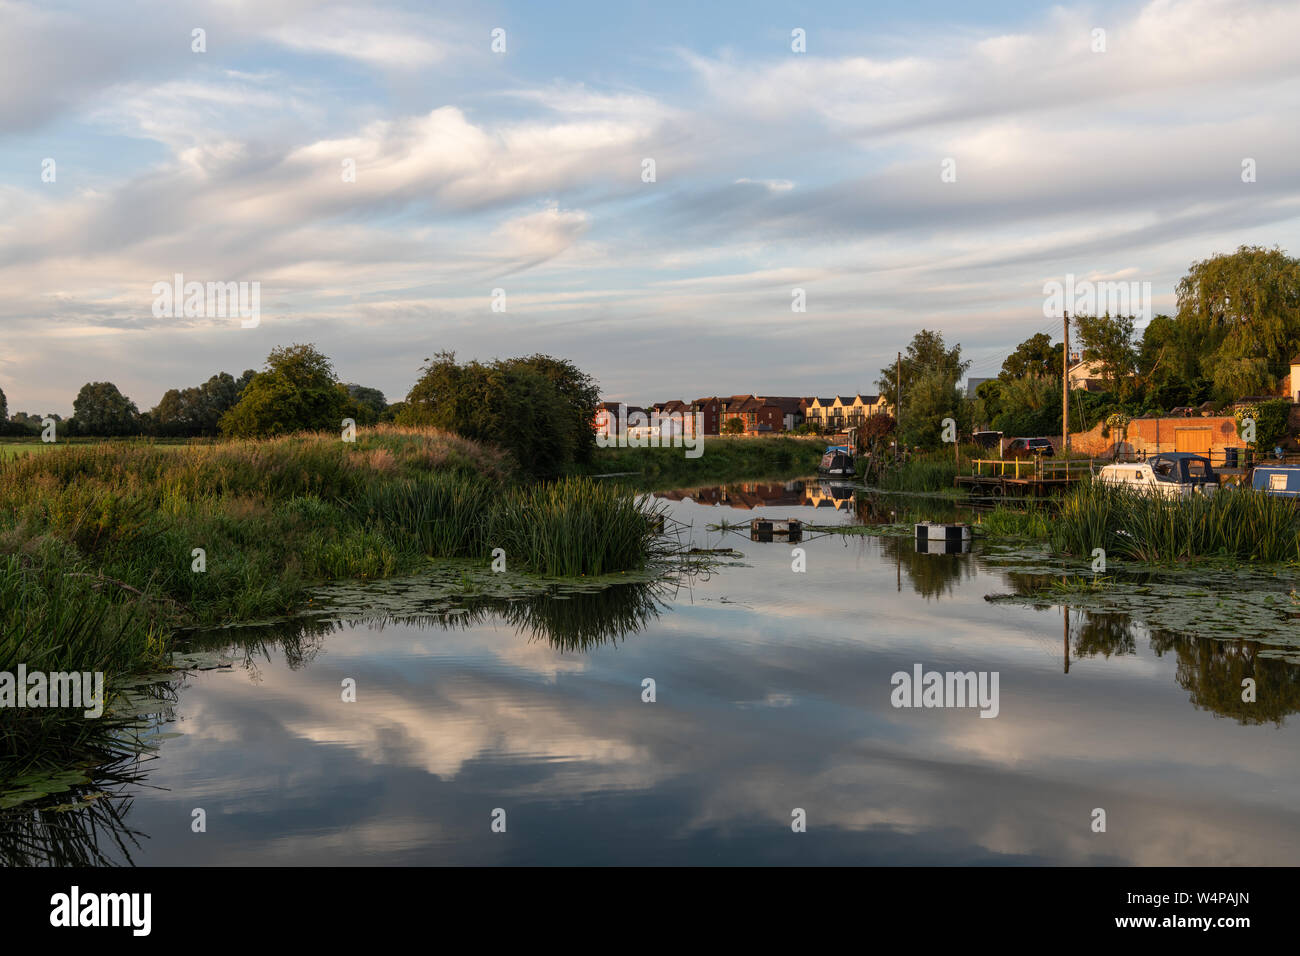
[895,351,902,462]
[1062,311,1070,459]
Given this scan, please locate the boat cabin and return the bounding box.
[1097,453,1218,498]
[819,445,854,477]
[1251,465,1300,497]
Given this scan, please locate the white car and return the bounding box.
[1097,453,1218,498]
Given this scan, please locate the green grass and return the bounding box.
[1053,480,1300,563]
[981,504,1053,538]
[0,549,169,785]
[0,444,55,459]
[873,452,961,493]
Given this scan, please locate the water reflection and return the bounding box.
[656,478,859,511]
[12,487,1300,866]
[880,534,978,599]
[188,579,673,659]
[0,756,151,867]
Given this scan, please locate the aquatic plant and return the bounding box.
[1052,479,1300,563]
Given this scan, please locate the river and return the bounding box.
[10,477,1300,865]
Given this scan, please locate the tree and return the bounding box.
[0,385,6,421]
[219,344,356,438]
[1136,314,1208,410]
[151,371,252,437]
[345,385,388,425]
[1073,313,1137,396]
[855,413,895,457]
[497,355,601,465]
[723,417,745,435]
[1001,333,1063,380]
[899,369,969,449]
[397,351,585,478]
[878,330,971,413]
[1176,245,1300,399]
[71,382,140,436]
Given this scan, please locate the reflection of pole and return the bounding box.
[897,543,901,592]
[1064,604,1071,674]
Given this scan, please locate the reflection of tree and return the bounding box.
[879,535,976,599]
[184,580,670,657]
[440,582,668,652]
[855,491,962,526]
[1071,609,1139,659]
[181,616,337,676]
[1064,608,1300,724]
[1149,630,1300,726]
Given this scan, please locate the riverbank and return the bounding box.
[1,426,662,787]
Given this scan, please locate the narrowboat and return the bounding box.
[1251,464,1300,497]
[818,444,855,477]
[1096,452,1218,498]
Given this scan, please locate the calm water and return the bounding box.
[16,478,1300,865]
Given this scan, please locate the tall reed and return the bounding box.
[1052,480,1300,563]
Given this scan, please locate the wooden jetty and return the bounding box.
[954,458,1093,497]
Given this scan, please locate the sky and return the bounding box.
[2,0,1300,415]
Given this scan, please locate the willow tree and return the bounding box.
[1175,245,1300,398]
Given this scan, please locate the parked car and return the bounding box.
[1004,437,1055,459]
[1097,453,1218,498]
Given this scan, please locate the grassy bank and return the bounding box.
[1053,481,1300,563]
[1,426,662,787]
[578,436,824,487]
[871,451,963,493]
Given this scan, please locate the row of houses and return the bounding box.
[594,393,894,437]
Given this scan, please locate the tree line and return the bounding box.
[874,245,1300,451]
[0,344,600,478]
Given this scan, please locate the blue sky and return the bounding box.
[3,0,1299,413]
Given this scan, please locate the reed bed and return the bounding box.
[981,504,1053,538]
[0,553,168,779]
[1052,480,1300,563]
[358,474,662,577]
[874,454,960,493]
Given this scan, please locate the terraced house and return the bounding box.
[803,394,891,431]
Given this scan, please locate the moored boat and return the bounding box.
[818,444,855,477]
[1251,463,1300,497]
[1096,452,1218,498]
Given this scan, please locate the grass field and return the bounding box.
[0,440,198,459]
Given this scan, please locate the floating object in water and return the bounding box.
[915,522,971,554]
[750,517,803,542]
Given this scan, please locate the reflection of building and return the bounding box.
[654,479,856,510]
[803,480,856,510]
